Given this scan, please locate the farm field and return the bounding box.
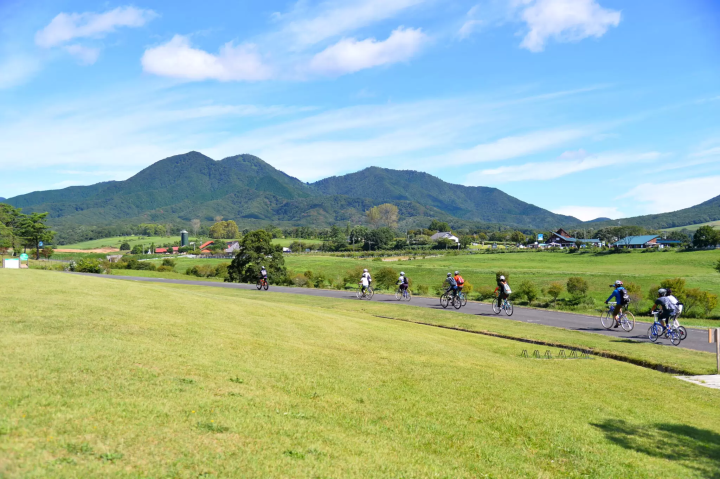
[135,249,720,323]
[663,220,720,232]
[1,270,719,477]
[57,236,311,250]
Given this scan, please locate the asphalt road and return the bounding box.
[79,273,716,354]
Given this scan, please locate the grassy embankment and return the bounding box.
[108,248,720,325]
[662,220,720,232]
[1,270,719,478]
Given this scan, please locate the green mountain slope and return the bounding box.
[585,195,720,230]
[5,152,579,229]
[312,167,578,227]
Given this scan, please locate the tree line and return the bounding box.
[0,204,55,259]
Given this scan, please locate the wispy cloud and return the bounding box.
[141,35,272,81]
[309,27,427,75]
[466,151,660,185]
[64,44,100,65]
[518,0,621,52]
[618,176,720,214]
[35,6,156,48]
[0,55,41,89]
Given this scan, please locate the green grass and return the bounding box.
[59,236,315,250]
[662,220,720,232]
[271,237,317,247]
[1,270,719,477]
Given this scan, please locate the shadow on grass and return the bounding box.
[592,419,720,479]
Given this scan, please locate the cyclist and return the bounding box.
[605,280,627,328]
[651,288,676,331]
[360,268,372,294]
[397,271,409,293]
[665,287,683,321]
[445,272,458,299]
[260,265,268,284]
[494,275,510,307]
[454,271,465,294]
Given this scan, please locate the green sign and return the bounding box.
[20,253,29,261]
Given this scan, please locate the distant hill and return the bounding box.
[0,197,5,202]
[587,217,612,223]
[585,195,720,230]
[5,152,580,229]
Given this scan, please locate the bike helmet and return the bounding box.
[400,271,405,275]
[261,265,265,269]
[614,280,623,287]
[363,269,368,272]
[499,275,505,280]
[447,272,452,277]
[658,288,667,297]
[455,271,459,275]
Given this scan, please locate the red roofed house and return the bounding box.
[199,240,214,250]
[155,248,167,253]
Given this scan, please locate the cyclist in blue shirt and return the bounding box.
[445,272,458,299]
[605,280,626,328]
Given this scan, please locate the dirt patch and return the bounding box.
[55,247,120,253]
[381,256,410,262]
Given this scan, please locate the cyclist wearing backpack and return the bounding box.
[494,275,511,305]
[651,288,677,330]
[605,280,629,328]
[397,271,409,291]
[454,271,465,293]
[445,272,458,298]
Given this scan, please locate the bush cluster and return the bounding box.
[185,263,229,279]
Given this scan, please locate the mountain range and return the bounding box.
[4,151,579,230]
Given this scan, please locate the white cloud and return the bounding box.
[440,128,590,166]
[458,5,483,39]
[64,44,100,65]
[0,56,41,89]
[552,205,622,221]
[518,0,621,52]
[467,151,660,184]
[618,176,720,214]
[35,6,156,48]
[141,35,272,81]
[279,0,428,48]
[309,27,426,75]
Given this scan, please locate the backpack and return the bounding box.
[456,275,464,286]
[503,283,512,294]
[402,276,409,285]
[620,288,630,305]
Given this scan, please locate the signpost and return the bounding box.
[538,233,544,242]
[39,241,43,247]
[20,253,28,261]
[709,328,720,374]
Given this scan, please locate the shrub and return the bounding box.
[291,273,309,288]
[516,280,539,303]
[343,266,366,289]
[476,285,496,301]
[624,281,642,305]
[547,282,564,306]
[130,245,144,255]
[415,284,429,296]
[162,258,176,268]
[715,259,720,274]
[119,242,131,251]
[683,288,719,317]
[74,258,104,274]
[373,267,398,290]
[157,265,174,273]
[214,263,229,279]
[461,281,473,295]
[566,277,589,299]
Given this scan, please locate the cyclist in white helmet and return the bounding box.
[605,280,628,328]
[397,271,409,292]
[360,268,372,294]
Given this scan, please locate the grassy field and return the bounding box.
[132,248,720,323]
[663,220,720,232]
[1,270,719,477]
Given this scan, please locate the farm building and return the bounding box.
[547,229,602,247]
[225,241,240,254]
[154,247,179,254]
[612,236,683,248]
[430,232,459,243]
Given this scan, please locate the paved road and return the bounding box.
[78,273,715,354]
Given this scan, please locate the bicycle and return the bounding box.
[357,284,374,300]
[256,277,269,291]
[458,290,467,307]
[601,302,635,331]
[440,290,461,309]
[395,286,411,301]
[492,295,513,316]
[649,311,681,346]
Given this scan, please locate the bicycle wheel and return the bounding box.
[504,301,514,316]
[440,294,449,309]
[648,325,658,342]
[678,326,687,341]
[620,312,635,332]
[367,287,374,299]
[492,298,501,314]
[669,330,681,346]
[453,295,462,309]
[256,281,262,290]
[395,289,402,300]
[356,289,364,299]
[600,310,614,329]
[460,292,467,307]
[404,290,412,301]
[263,281,269,291]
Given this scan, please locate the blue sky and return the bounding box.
[1,0,719,221]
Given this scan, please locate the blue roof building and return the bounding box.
[612,235,660,248]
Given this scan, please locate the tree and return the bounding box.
[459,235,473,249]
[510,231,526,244]
[364,227,395,250]
[120,241,131,251]
[429,219,450,232]
[164,224,173,237]
[547,282,564,306]
[209,220,239,239]
[477,232,488,243]
[516,280,539,303]
[715,259,720,274]
[692,225,719,248]
[15,212,55,260]
[349,226,369,246]
[376,204,399,228]
[227,230,287,284]
[366,207,381,227]
[191,219,201,238]
[131,244,144,255]
[40,246,54,259]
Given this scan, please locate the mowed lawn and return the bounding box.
[1,271,719,478]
